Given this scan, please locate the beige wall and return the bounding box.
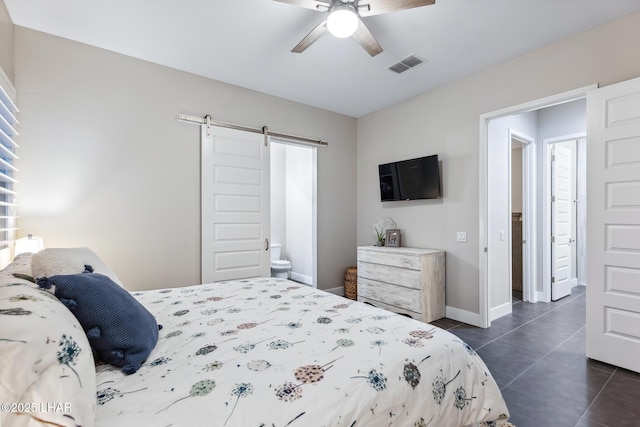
[14,27,357,292]
[10,9,640,311]
[0,0,13,82]
[357,10,640,317]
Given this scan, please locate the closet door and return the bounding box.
[201,125,270,283]
[551,142,575,301]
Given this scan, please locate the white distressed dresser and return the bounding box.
[357,246,445,323]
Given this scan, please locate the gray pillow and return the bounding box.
[32,247,124,288]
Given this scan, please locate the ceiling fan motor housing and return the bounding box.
[327,3,359,38]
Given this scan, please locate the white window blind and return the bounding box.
[0,68,19,260]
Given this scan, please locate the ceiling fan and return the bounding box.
[274,0,435,57]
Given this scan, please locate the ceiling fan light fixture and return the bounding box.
[326,5,358,38]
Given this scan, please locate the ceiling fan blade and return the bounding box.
[358,0,435,17]
[352,18,383,57]
[291,20,328,53]
[273,0,330,12]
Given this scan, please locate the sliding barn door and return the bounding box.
[201,125,270,283]
[586,76,640,373]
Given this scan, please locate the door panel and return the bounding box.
[587,76,640,373]
[552,143,575,300]
[202,125,270,283]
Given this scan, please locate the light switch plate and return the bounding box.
[457,232,467,242]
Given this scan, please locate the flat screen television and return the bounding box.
[378,154,441,201]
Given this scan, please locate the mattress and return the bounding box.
[94,277,510,426]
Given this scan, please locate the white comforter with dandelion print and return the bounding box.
[94,278,510,427]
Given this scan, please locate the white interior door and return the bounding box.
[587,76,640,373]
[551,142,576,300]
[201,125,270,283]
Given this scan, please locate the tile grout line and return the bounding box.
[572,368,617,427]
[501,326,587,390]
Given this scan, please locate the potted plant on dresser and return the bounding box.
[371,218,396,246]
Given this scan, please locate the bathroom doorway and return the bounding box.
[270,140,317,287]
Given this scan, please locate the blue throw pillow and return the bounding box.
[37,265,159,375]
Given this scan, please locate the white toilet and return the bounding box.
[270,243,292,279]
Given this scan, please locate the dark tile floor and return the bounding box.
[431,286,640,427]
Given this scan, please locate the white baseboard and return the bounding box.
[536,291,549,303]
[289,271,313,286]
[446,306,482,327]
[489,302,512,321]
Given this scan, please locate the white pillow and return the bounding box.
[0,283,96,427]
[31,247,124,288]
[0,253,36,288]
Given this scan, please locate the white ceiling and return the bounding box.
[5,0,640,117]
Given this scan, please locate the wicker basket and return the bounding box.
[344,266,358,300]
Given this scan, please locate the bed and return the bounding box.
[1,249,511,427]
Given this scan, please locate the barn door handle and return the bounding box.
[265,238,269,251]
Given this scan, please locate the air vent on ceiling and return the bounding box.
[387,55,425,74]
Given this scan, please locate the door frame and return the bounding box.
[478,84,597,328]
[542,133,585,302]
[509,130,536,304]
[270,139,319,288]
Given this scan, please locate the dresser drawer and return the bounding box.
[357,261,421,290]
[357,248,423,270]
[356,246,445,323]
[358,296,421,320]
[357,277,422,313]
